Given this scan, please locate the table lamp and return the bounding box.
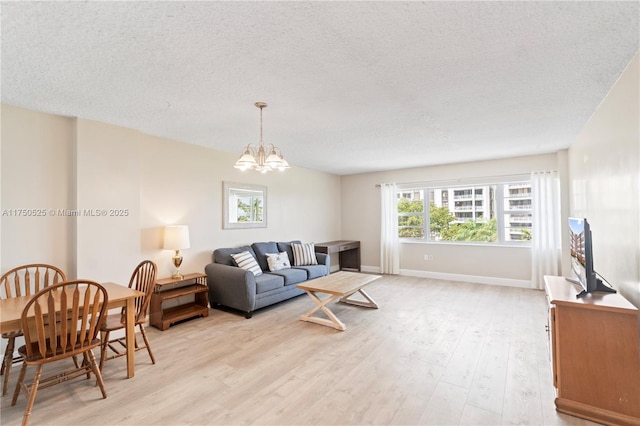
[163,225,190,279]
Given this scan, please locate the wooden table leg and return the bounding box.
[299,290,346,331]
[125,298,135,378]
[340,289,379,309]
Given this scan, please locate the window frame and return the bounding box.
[397,176,532,246]
[222,181,267,229]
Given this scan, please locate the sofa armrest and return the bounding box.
[316,253,330,275]
[205,263,257,316]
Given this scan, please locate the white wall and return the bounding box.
[0,105,74,271]
[75,119,142,284]
[568,51,640,308]
[137,132,342,279]
[1,105,342,283]
[341,152,569,287]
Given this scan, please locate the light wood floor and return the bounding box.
[1,275,598,425]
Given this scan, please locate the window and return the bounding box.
[398,190,425,238]
[223,181,267,229]
[503,183,532,242]
[397,180,532,244]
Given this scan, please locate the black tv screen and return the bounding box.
[568,217,616,298]
[568,217,589,292]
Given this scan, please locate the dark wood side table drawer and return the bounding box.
[339,242,359,251]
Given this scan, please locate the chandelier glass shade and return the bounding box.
[234,102,290,173]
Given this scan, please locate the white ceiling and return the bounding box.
[1,2,638,175]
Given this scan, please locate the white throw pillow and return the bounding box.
[230,251,262,276]
[292,243,318,266]
[266,252,291,272]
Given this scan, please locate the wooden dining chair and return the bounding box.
[10,280,108,426]
[99,260,158,371]
[0,264,66,396]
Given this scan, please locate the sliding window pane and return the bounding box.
[429,186,497,242]
[398,190,425,239]
[503,183,532,242]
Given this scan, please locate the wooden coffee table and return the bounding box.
[297,271,381,331]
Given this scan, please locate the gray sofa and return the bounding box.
[205,240,330,318]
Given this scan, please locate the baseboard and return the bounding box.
[361,265,533,289]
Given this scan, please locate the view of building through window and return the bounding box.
[397,181,532,243]
[502,183,532,242]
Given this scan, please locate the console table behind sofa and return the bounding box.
[315,240,361,272]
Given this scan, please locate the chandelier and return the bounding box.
[234,102,290,173]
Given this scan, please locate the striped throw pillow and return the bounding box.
[230,251,262,276]
[292,243,318,266]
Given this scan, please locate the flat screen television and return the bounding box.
[567,217,616,298]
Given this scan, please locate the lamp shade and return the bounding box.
[163,225,190,250]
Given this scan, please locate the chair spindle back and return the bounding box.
[128,260,157,322]
[21,281,108,361]
[1,264,66,300]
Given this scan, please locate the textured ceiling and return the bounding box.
[1,2,638,175]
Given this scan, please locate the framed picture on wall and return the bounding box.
[222,181,267,229]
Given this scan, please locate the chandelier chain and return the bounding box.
[259,104,263,147]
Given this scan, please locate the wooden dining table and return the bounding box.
[0,281,144,378]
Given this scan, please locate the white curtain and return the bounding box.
[531,171,561,289]
[380,183,400,275]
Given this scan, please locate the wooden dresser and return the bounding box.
[544,275,640,425]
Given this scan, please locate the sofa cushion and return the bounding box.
[277,241,301,266]
[266,252,291,272]
[254,273,285,294]
[293,264,328,280]
[268,268,308,286]
[230,251,262,276]
[251,241,279,271]
[292,242,318,266]
[214,246,257,266]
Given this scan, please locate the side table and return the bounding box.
[149,272,209,331]
[315,240,361,272]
